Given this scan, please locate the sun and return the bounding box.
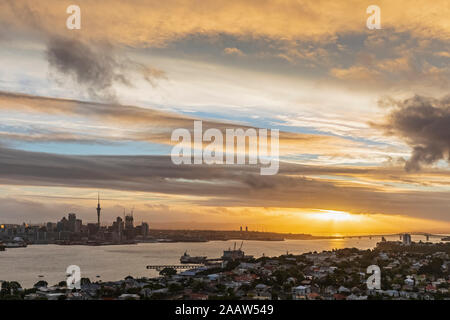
[308,209,361,222]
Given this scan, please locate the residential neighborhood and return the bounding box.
[1,241,449,300]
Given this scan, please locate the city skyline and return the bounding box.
[0,1,449,235]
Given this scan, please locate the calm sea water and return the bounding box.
[0,235,442,288]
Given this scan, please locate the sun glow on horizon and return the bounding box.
[307,209,363,222]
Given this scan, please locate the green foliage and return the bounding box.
[418,258,444,276]
[159,267,177,277]
[168,283,183,293]
[33,280,48,288]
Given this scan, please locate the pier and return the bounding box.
[146,264,204,271]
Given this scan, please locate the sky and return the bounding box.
[0,0,449,235]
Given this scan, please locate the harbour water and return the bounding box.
[0,235,443,288]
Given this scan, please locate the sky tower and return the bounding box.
[96,192,101,228]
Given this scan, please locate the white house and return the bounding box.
[293,285,311,296]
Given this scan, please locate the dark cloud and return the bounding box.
[374,95,450,171]
[46,37,166,100]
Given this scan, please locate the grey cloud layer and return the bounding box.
[0,146,449,221]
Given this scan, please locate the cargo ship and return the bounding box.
[180,251,207,264]
[222,241,253,261]
[3,238,27,248]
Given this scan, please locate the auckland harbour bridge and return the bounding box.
[342,232,449,241]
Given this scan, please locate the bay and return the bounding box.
[0,235,440,288]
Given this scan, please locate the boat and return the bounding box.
[4,242,27,248]
[441,236,450,241]
[222,241,253,261]
[180,251,207,264]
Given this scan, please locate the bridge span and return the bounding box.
[343,233,447,240]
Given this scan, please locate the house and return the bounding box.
[207,274,220,281]
[45,293,66,300]
[307,292,321,300]
[188,293,208,300]
[225,281,240,290]
[414,274,426,283]
[253,283,271,299]
[118,294,140,300]
[351,287,361,294]
[24,293,41,300]
[346,294,367,300]
[329,266,338,273]
[383,290,399,297]
[392,284,402,290]
[293,285,311,295]
[179,267,208,277]
[255,283,269,293]
[286,277,296,285]
[66,292,86,300]
[425,285,437,293]
[378,253,389,260]
[404,278,414,286]
[253,291,271,300]
[239,262,259,270]
[333,293,346,300]
[235,274,257,282]
[338,286,350,294]
[399,291,418,299]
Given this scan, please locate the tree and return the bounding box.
[33,280,48,288]
[168,283,183,293]
[418,258,443,276]
[159,267,177,277]
[192,280,207,292]
[9,281,22,290]
[272,270,288,285]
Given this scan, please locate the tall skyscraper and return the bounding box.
[402,233,412,245]
[68,213,76,232]
[96,193,101,228]
[125,214,134,230]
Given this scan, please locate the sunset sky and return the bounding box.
[0,0,449,235]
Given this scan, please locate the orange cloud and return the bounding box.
[1,0,449,47]
[0,91,360,156]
